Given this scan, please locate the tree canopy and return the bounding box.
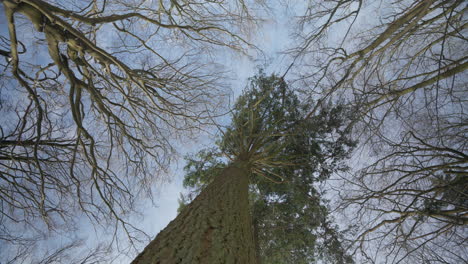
[0,0,466,263]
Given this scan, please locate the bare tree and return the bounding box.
[285,0,467,263]
[0,0,258,260]
[1,238,113,264]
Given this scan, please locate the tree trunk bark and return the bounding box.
[131,160,257,264]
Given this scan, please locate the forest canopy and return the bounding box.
[0,0,466,263]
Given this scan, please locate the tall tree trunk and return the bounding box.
[131,160,257,264]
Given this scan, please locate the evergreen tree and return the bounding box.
[179,73,356,263]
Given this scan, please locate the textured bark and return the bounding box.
[132,160,257,264]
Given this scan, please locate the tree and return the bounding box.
[0,0,257,260]
[4,240,113,264]
[286,0,467,262]
[132,158,257,263]
[176,73,356,263]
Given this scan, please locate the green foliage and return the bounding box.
[183,148,226,190]
[179,72,356,263]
